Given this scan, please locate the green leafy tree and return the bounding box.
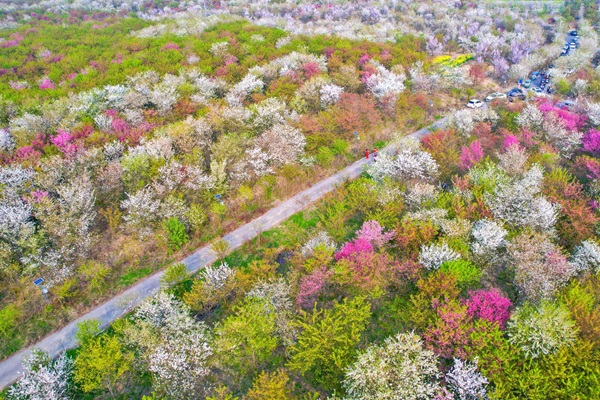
[214,297,278,375]
[288,296,371,389]
[0,305,19,338]
[246,369,295,400]
[163,217,189,252]
[75,319,101,346]
[74,335,133,398]
[439,259,481,290]
[160,263,190,289]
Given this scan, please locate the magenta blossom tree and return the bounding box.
[465,288,512,329]
[459,141,484,171]
[335,237,374,261]
[583,129,600,157]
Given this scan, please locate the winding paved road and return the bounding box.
[0,122,441,389]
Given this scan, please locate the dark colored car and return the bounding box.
[570,30,578,36]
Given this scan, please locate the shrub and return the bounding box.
[75,319,102,346]
[439,260,481,289]
[316,146,335,167]
[160,263,190,289]
[507,301,578,359]
[0,304,19,338]
[465,288,512,329]
[419,243,460,271]
[344,332,440,400]
[163,217,189,252]
[288,297,371,390]
[445,358,488,400]
[246,369,294,400]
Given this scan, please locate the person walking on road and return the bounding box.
[365,148,370,160]
[373,148,378,162]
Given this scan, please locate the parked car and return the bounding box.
[485,92,507,102]
[507,87,524,96]
[531,71,539,80]
[531,87,545,96]
[558,100,577,110]
[466,99,484,108]
[570,30,578,36]
[547,86,554,94]
[522,79,532,88]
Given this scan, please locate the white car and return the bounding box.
[466,99,483,108]
[485,92,507,102]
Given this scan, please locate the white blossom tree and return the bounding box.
[344,332,440,400]
[419,243,461,270]
[8,350,72,400]
[445,358,488,400]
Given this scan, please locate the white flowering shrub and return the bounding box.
[507,301,578,359]
[470,219,507,258]
[367,148,439,183]
[344,332,440,400]
[0,128,15,151]
[301,231,337,257]
[255,123,306,167]
[226,73,264,106]
[445,358,488,400]
[270,51,327,76]
[365,62,406,100]
[419,243,460,270]
[404,182,437,211]
[8,350,72,400]
[319,83,344,108]
[202,262,235,293]
[121,186,162,231]
[135,292,212,399]
[485,165,559,232]
[516,104,544,131]
[571,240,600,273]
[250,97,289,130]
[497,145,528,176]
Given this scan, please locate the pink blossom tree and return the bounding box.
[459,141,484,171]
[335,237,374,261]
[465,288,512,329]
[356,220,395,248]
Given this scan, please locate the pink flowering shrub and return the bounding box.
[340,251,399,290]
[161,42,180,51]
[296,267,332,309]
[15,146,41,160]
[30,190,49,202]
[503,134,520,150]
[356,220,395,248]
[573,156,600,181]
[466,288,512,329]
[51,130,78,156]
[334,237,373,261]
[224,55,238,66]
[459,140,484,171]
[302,62,320,79]
[539,103,586,131]
[582,129,600,157]
[39,79,56,90]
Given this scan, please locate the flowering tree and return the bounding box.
[419,243,460,270]
[344,332,440,400]
[570,240,600,273]
[364,62,406,101]
[355,220,395,248]
[8,350,72,400]
[445,358,488,400]
[469,219,507,261]
[507,232,576,302]
[367,147,439,183]
[465,288,512,329]
[484,165,559,233]
[133,292,212,399]
[459,141,484,171]
[507,301,578,359]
